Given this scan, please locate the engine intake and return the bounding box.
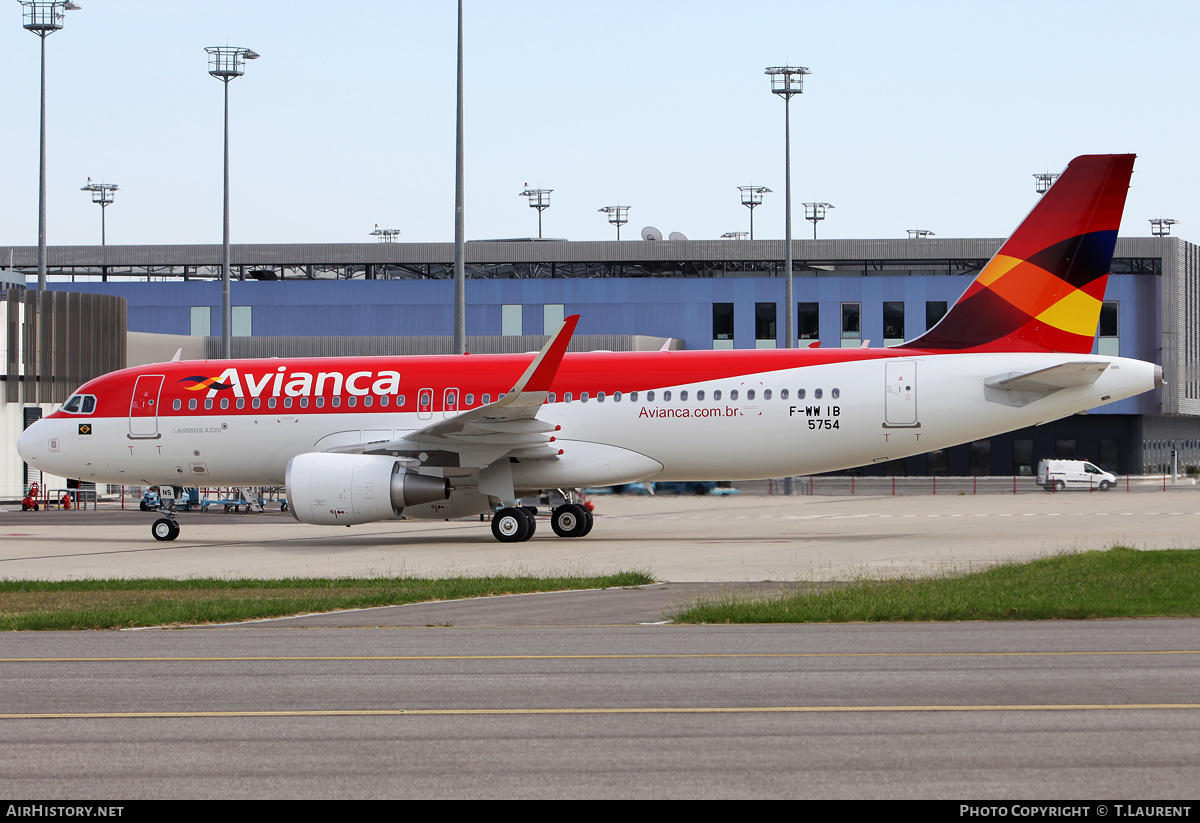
[285,452,451,526]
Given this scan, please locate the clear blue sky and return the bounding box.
[1,0,1196,247]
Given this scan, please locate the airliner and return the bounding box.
[17,154,1160,543]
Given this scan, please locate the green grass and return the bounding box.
[672,547,1200,624]
[0,572,655,631]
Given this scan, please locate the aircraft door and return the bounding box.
[443,387,459,418]
[883,360,919,428]
[129,375,165,439]
[418,388,433,420]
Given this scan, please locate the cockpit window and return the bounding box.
[61,394,96,414]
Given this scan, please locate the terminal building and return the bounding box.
[3,234,1198,496]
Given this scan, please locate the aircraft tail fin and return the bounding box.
[899,154,1135,354]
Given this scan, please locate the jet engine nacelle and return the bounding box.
[285,452,451,526]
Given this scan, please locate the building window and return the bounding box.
[798,302,819,341]
[927,449,949,475]
[190,306,211,337]
[713,303,734,349]
[501,304,523,336]
[1055,439,1077,459]
[1098,438,1121,473]
[926,301,948,330]
[755,302,777,349]
[543,304,565,334]
[232,306,252,337]
[1013,439,1033,476]
[840,303,861,347]
[1098,301,1119,356]
[970,440,991,476]
[883,302,905,345]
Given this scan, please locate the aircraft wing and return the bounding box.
[330,315,579,472]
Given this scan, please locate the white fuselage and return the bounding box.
[17,352,1160,511]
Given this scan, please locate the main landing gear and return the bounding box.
[490,503,593,543]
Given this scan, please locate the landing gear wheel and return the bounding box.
[491,507,532,543]
[521,507,537,539]
[580,507,595,536]
[551,503,590,538]
[152,518,180,542]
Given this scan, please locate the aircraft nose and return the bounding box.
[16,421,41,464]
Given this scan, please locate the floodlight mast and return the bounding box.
[519,188,552,239]
[20,0,81,293]
[80,179,117,244]
[81,178,116,282]
[1034,172,1059,195]
[205,45,259,360]
[1150,218,1178,237]
[599,206,630,240]
[452,0,466,354]
[370,225,401,242]
[803,201,833,239]
[738,185,771,240]
[765,65,809,354]
[765,64,809,498]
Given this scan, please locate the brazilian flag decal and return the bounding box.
[78,423,92,435]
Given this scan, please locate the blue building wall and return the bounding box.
[52,272,1160,417]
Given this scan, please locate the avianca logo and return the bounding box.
[180,376,235,392]
[188,367,404,399]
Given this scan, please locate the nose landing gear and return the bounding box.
[151,516,180,541]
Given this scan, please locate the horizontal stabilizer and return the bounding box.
[985,361,1109,393]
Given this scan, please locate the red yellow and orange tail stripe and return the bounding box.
[902,154,1135,354]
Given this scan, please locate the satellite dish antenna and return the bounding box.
[668,231,688,241]
[641,226,663,241]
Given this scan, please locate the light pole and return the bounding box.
[1033,172,1059,195]
[519,187,552,238]
[738,185,771,240]
[370,225,401,242]
[80,178,117,244]
[1150,218,1178,237]
[453,0,466,354]
[598,206,630,240]
[766,65,809,497]
[765,65,809,352]
[206,45,259,360]
[803,202,833,239]
[81,178,116,282]
[20,0,81,292]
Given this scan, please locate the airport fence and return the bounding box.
[761,475,1200,496]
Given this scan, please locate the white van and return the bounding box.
[1037,459,1117,491]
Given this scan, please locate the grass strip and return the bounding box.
[672,547,1200,623]
[0,571,655,631]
